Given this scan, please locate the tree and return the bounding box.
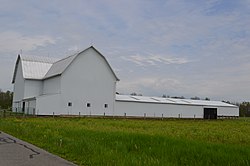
[130,92,137,96]
[130,92,142,96]
[239,102,250,117]
[0,90,13,109]
[191,96,200,100]
[171,96,185,99]
[205,97,210,101]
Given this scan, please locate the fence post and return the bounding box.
[124,113,126,119]
[144,113,146,120]
[162,114,164,120]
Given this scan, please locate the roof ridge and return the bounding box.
[21,55,58,64]
[53,52,78,64]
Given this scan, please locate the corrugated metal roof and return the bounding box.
[21,55,58,64]
[44,53,78,79]
[116,95,238,108]
[21,55,58,80]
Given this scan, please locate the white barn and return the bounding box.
[12,46,239,119]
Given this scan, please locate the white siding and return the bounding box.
[43,76,61,95]
[36,94,63,115]
[60,48,116,116]
[24,80,42,98]
[13,60,25,103]
[115,101,239,118]
[218,107,239,116]
[115,101,203,118]
[23,99,36,115]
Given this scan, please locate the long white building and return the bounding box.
[12,46,239,119]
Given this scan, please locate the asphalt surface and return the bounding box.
[0,131,77,166]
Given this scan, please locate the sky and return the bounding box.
[0,0,250,102]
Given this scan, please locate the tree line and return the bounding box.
[0,90,13,109]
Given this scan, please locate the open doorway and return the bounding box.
[22,102,25,113]
[204,108,217,119]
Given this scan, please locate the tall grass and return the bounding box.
[0,117,249,165]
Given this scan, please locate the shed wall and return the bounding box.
[115,101,204,118]
[218,107,239,116]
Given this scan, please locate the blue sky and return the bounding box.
[0,0,250,102]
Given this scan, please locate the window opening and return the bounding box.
[104,104,108,108]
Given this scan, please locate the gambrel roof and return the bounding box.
[12,46,119,83]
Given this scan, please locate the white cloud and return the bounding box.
[0,31,56,53]
[68,45,79,52]
[117,77,187,95]
[122,54,191,66]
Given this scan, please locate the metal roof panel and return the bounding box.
[116,95,237,107]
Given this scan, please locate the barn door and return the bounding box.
[204,108,217,119]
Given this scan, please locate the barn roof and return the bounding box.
[116,95,238,108]
[44,53,77,79]
[44,46,119,80]
[12,46,119,83]
[12,55,58,83]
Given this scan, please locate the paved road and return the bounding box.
[0,131,77,166]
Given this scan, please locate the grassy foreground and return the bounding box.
[0,117,250,166]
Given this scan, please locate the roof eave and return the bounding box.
[89,46,120,81]
[12,55,21,84]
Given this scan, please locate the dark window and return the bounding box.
[68,102,72,107]
[87,103,91,107]
[104,104,108,108]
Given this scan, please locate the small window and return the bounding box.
[68,102,72,107]
[87,103,91,107]
[104,104,108,108]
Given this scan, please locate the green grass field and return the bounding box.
[0,117,249,165]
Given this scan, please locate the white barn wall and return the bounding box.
[36,94,63,115]
[24,80,42,98]
[43,76,61,95]
[115,101,204,118]
[60,48,116,116]
[218,107,239,116]
[13,60,25,103]
[23,99,36,115]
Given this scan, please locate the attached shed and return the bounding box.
[115,95,239,119]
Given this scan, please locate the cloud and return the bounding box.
[0,0,249,102]
[0,31,56,53]
[117,77,187,95]
[122,54,191,66]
